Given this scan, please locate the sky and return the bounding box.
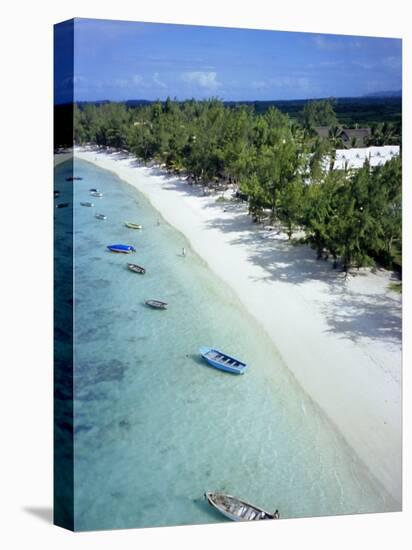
[55,18,402,103]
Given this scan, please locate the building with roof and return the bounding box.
[314,126,371,148]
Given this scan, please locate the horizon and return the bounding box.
[57,92,402,107]
[55,18,402,105]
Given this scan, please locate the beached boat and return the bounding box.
[199,347,247,374]
[128,263,146,274]
[125,222,143,230]
[90,191,103,197]
[66,176,83,181]
[55,202,69,209]
[205,492,279,521]
[80,201,94,207]
[95,213,107,220]
[107,244,136,253]
[145,299,167,309]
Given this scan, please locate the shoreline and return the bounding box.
[73,146,402,503]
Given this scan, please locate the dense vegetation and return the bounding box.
[72,98,402,275]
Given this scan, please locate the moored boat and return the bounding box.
[55,202,69,209]
[80,201,94,207]
[107,244,136,253]
[145,299,167,309]
[90,191,103,197]
[199,347,247,374]
[128,263,146,274]
[89,188,99,192]
[125,222,143,230]
[204,492,279,521]
[95,213,107,220]
[54,190,60,198]
[66,176,83,181]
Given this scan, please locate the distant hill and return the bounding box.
[72,95,401,126]
[363,90,402,98]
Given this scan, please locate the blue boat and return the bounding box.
[199,347,247,374]
[107,244,136,254]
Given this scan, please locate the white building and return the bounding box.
[332,145,400,170]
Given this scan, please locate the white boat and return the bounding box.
[205,492,279,521]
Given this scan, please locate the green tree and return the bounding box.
[300,99,338,132]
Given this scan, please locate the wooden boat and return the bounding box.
[55,202,69,208]
[80,202,94,207]
[107,244,136,253]
[95,213,107,220]
[66,176,83,181]
[128,263,146,274]
[199,347,247,374]
[125,222,143,230]
[204,492,279,521]
[145,299,167,309]
[90,191,103,197]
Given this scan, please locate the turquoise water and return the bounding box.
[56,158,397,531]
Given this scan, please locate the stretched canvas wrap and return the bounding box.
[54,18,402,531]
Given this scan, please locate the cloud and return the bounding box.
[153,72,166,88]
[383,56,401,70]
[115,78,130,88]
[319,60,342,68]
[352,60,376,70]
[181,71,221,90]
[251,76,313,93]
[313,35,361,51]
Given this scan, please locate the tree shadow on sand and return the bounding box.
[201,210,402,346]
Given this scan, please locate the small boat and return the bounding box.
[80,202,94,207]
[95,213,107,220]
[89,188,99,192]
[199,347,247,374]
[90,191,103,197]
[55,202,69,209]
[54,190,60,198]
[128,263,146,274]
[125,222,143,230]
[205,493,279,521]
[107,244,136,254]
[145,299,167,309]
[66,176,83,181]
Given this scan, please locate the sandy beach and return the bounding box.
[74,146,402,504]
[54,149,72,166]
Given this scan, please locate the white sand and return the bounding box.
[74,147,402,504]
[54,149,72,166]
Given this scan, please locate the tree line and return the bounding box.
[73,98,402,275]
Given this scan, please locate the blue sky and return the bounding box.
[56,18,402,103]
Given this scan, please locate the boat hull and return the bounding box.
[205,492,275,521]
[128,263,146,274]
[199,347,247,374]
[145,300,167,309]
[125,222,142,229]
[107,244,136,254]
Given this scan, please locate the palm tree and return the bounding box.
[328,126,343,171]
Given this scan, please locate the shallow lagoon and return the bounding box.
[55,159,397,530]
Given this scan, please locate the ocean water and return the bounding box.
[55,158,397,531]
